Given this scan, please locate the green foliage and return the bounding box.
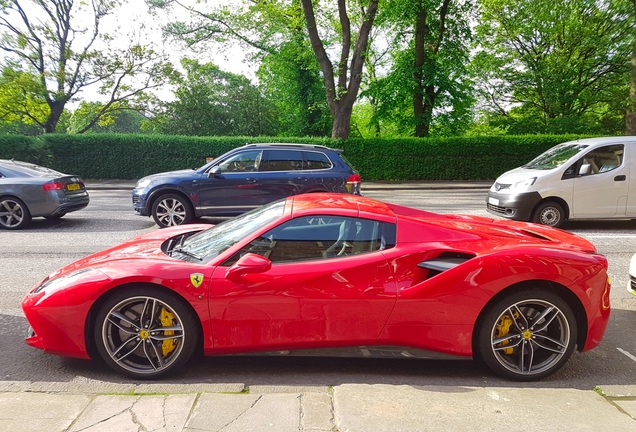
[258,40,332,137]
[0,133,590,181]
[149,59,277,136]
[474,0,632,133]
[366,0,476,137]
[0,135,49,164]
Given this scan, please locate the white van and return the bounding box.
[486,136,636,227]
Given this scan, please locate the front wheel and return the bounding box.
[532,201,565,228]
[475,289,577,381]
[151,193,193,228]
[94,287,199,379]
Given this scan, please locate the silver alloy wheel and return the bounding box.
[0,198,29,229]
[489,298,571,376]
[100,295,186,376]
[155,196,188,227]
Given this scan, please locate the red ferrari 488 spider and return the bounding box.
[22,193,611,381]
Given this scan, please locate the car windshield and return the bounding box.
[172,200,286,263]
[522,143,588,170]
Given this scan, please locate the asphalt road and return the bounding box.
[0,187,634,389]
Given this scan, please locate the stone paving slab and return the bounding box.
[333,384,636,432]
[0,392,92,432]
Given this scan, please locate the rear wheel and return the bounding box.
[151,193,193,227]
[0,197,31,229]
[532,201,565,228]
[94,287,199,379]
[475,289,577,381]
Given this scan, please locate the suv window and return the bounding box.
[224,216,396,264]
[216,150,262,173]
[302,151,332,170]
[260,150,304,172]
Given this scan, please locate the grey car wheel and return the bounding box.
[94,287,199,379]
[0,197,31,229]
[476,289,577,381]
[151,193,193,228]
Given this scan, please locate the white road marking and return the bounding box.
[617,347,636,362]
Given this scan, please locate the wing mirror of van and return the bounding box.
[579,164,592,175]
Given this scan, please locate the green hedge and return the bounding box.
[0,133,591,181]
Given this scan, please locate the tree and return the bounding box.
[627,0,636,135]
[366,0,475,137]
[300,0,379,139]
[151,59,277,136]
[0,0,175,133]
[475,0,632,134]
[151,0,331,137]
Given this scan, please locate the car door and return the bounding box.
[257,149,308,198]
[571,144,628,217]
[207,216,398,352]
[194,149,267,215]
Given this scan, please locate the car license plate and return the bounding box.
[67,183,81,191]
[488,197,499,206]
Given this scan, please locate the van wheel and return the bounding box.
[532,202,565,228]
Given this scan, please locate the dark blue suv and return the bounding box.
[132,143,361,227]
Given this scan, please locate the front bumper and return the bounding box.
[486,190,542,221]
[132,189,150,216]
[629,254,636,297]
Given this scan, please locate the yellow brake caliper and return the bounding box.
[161,307,177,357]
[496,314,516,355]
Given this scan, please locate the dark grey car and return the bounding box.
[0,159,90,229]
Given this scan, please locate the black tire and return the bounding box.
[151,193,193,228]
[475,288,577,381]
[532,201,565,228]
[94,286,199,379]
[0,196,32,229]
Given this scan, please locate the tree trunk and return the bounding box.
[413,4,428,137]
[43,101,65,133]
[301,0,379,140]
[627,2,636,135]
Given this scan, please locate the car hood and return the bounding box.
[47,224,211,279]
[139,168,199,182]
[494,166,555,184]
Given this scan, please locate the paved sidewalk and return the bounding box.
[0,381,634,432]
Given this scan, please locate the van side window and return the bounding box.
[580,145,624,176]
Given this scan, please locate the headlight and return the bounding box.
[31,268,96,295]
[512,177,537,191]
[135,178,152,190]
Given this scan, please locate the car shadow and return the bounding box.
[3,310,635,390]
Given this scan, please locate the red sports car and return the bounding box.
[22,193,611,381]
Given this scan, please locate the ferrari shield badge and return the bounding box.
[190,273,204,288]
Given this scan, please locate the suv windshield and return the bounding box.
[172,200,286,263]
[522,143,588,170]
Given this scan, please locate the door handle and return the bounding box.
[614,175,626,181]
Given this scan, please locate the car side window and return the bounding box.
[580,144,624,175]
[259,150,304,172]
[216,150,262,173]
[223,216,396,265]
[302,151,332,170]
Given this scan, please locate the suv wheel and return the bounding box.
[151,193,193,228]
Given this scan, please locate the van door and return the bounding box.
[571,144,628,218]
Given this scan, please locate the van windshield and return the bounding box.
[522,143,588,170]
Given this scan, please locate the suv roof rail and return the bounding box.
[243,143,341,152]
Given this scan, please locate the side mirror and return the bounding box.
[579,164,591,175]
[209,166,221,177]
[225,253,272,281]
